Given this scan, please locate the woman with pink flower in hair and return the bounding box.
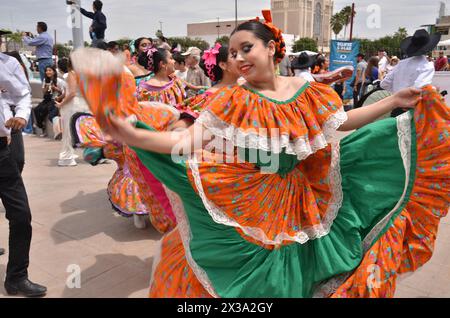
[136,47,187,105]
[173,43,241,130]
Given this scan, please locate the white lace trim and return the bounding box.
[361,112,412,251]
[187,141,343,246]
[196,108,348,161]
[312,112,413,298]
[161,185,219,298]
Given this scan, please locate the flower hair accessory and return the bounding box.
[252,10,286,64]
[145,46,158,72]
[202,43,222,82]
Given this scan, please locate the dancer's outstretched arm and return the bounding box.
[105,118,212,155]
[339,87,422,131]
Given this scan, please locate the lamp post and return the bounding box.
[68,0,84,49]
[349,3,355,42]
[159,21,163,33]
[216,17,220,40]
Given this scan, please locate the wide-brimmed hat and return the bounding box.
[400,29,441,57]
[181,46,201,57]
[0,30,12,36]
[292,52,315,70]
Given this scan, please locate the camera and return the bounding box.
[66,0,75,5]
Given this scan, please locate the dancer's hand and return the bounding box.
[104,114,138,146]
[392,87,422,110]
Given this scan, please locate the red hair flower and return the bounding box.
[252,10,286,65]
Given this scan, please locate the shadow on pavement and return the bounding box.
[51,190,162,244]
[61,254,153,298]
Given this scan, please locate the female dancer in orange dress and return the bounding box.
[72,11,449,297]
[136,47,186,106]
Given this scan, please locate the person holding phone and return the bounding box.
[22,22,54,82]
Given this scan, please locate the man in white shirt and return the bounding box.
[381,29,440,117]
[381,30,440,93]
[0,32,47,297]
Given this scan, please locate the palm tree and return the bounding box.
[394,27,408,40]
[7,31,23,52]
[330,13,344,40]
[340,6,356,40]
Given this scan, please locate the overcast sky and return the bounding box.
[0,0,448,43]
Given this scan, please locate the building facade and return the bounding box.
[427,2,450,57]
[187,0,333,50]
[271,0,333,49]
[187,18,251,46]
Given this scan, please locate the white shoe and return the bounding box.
[58,159,77,167]
[133,214,147,229]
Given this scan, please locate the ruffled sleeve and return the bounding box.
[137,77,187,105]
[196,81,347,161]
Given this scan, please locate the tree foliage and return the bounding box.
[167,37,210,51]
[338,5,356,40]
[215,36,230,46]
[115,38,132,48]
[292,37,318,53]
[53,43,71,58]
[355,27,409,58]
[330,13,344,40]
[1,29,24,51]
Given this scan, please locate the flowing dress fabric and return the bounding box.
[75,69,184,232]
[129,83,449,298]
[71,113,153,218]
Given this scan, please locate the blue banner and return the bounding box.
[329,40,360,102]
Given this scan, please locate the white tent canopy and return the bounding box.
[288,50,318,57]
[438,39,450,46]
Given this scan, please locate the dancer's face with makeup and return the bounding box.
[229,30,276,83]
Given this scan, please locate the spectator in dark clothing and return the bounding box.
[68,0,107,47]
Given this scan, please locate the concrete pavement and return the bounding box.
[0,135,449,298]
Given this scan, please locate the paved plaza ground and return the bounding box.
[0,135,449,298]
